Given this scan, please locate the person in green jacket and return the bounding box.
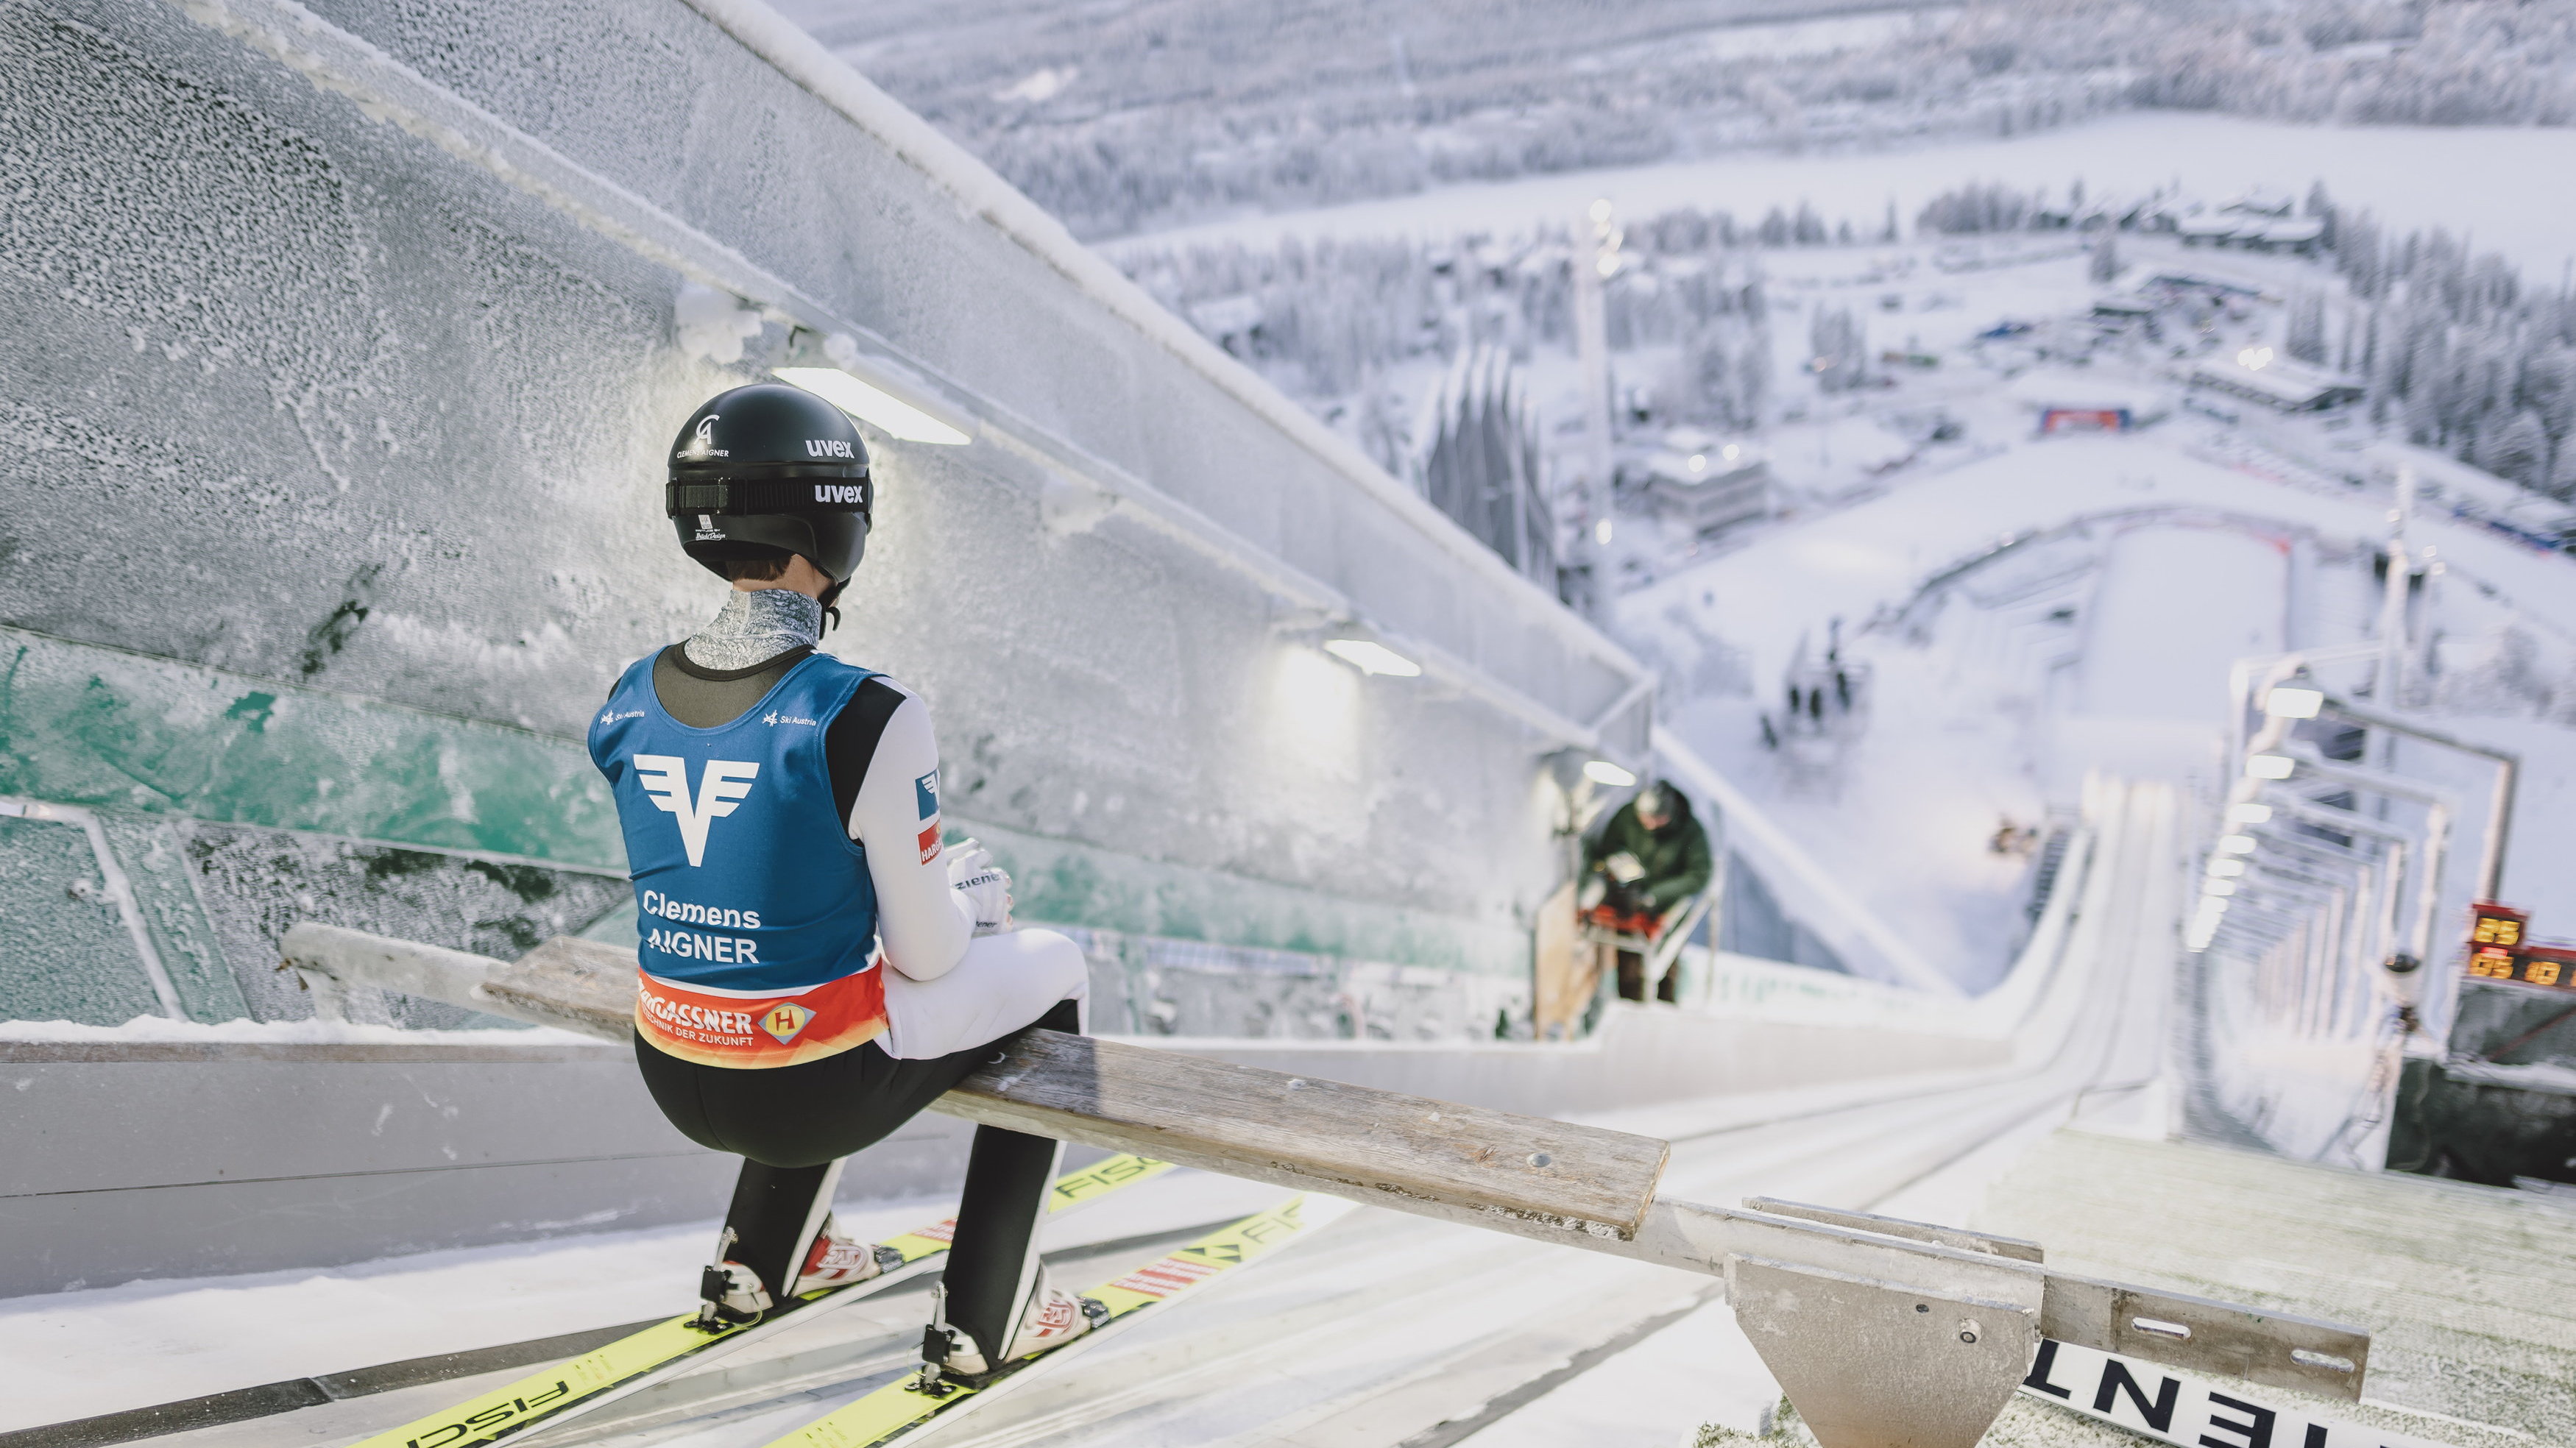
[1579,781,1714,1004]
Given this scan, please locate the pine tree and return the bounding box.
[2487,409,2550,487]
[2550,441,2576,502]
[2089,232,2121,285]
[2286,289,2326,364]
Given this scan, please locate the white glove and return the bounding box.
[946,837,1013,937]
[1604,851,1646,884]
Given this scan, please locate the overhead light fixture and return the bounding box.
[2204,879,2238,896]
[1322,639,1422,677]
[2207,858,2246,877]
[774,367,972,445]
[2218,834,2258,854]
[1582,759,1638,788]
[2265,686,2324,719]
[2246,754,2296,779]
[2228,802,2274,824]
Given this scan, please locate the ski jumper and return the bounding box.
[593,651,888,1068]
[590,595,1087,1363]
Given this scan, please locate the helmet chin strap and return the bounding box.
[818,576,848,634]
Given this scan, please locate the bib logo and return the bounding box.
[634,754,761,867]
[759,1001,813,1045]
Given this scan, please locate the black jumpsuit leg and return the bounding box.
[636,993,1087,1351]
[938,998,1083,1361]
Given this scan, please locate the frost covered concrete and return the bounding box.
[0,0,1659,1026]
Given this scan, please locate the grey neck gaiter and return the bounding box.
[682,588,822,672]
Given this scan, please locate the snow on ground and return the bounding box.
[0,1167,1287,1431]
[1113,112,2576,280]
[2064,526,2285,787]
[0,1016,596,1046]
[0,1215,722,1430]
[1634,425,2576,986]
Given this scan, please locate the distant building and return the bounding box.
[1642,431,1771,536]
[2006,370,2171,432]
[2189,353,2363,413]
[2146,273,2266,302]
[1186,294,1264,351]
[2170,207,2325,256]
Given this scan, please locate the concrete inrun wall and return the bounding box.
[0,0,1660,1024]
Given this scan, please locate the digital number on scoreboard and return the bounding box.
[2464,903,2576,991]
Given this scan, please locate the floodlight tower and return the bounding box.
[1571,199,1622,603]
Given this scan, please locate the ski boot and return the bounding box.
[793,1215,906,1293]
[919,1267,1111,1388]
[696,1218,902,1330]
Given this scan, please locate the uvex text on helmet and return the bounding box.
[666,383,873,582]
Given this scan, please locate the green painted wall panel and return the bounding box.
[0,628,623,868]
[971,819,1526,979]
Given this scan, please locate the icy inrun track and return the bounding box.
[106,780,2167,1448]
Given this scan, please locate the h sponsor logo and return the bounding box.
[759,1001,813,1045]
[914,770,940,820]
[633,754,760,867]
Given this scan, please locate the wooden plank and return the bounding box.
[946,1028,1670,1241]
[1530,879,1595,1040]
[283,928,1670,1240]
[487,935,638,1039]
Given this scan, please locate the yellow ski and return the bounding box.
[354,1154,1173,1448]
[762,1193,1354,1447]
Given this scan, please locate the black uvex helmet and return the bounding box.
[666,383,872,582]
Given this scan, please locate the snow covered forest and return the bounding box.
[1118,215,1771,477]
[781,0,2576,238]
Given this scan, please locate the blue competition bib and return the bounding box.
[589,653,877,995]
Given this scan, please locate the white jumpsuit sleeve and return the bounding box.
[847,683,975,982]
[852,678,1089,1060]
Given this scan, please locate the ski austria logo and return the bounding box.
[914,770,941,863]
[633,754,760,867]
[600,709,645,726]
[762,711,819,727]
[759,1001,813,1045]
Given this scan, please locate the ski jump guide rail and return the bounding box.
[283,923,2372,1448]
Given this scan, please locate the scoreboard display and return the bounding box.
[2463,903,2576,991]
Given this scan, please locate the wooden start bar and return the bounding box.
[279,923,2376,1448]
